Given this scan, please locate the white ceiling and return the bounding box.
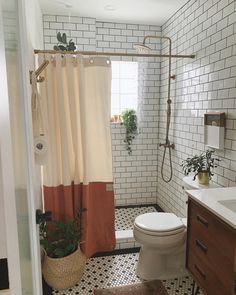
[39,0,188,26]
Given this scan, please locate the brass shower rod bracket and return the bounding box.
[29,60,49,84]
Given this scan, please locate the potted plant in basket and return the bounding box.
[181,149,220,185]
[39,210,86,290]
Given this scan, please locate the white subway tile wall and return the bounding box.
[43,15,161,205]
[43,0,236,212]
[158,0,236,216]
[44,15,96,51]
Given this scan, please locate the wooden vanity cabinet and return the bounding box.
[186,197,236,295]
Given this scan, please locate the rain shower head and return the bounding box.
[134,35,172,55]
[133,43,152,54]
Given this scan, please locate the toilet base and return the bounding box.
[136,245,187,280]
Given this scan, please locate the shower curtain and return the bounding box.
[34,53,115,257]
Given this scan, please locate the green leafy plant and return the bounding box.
[39,209,85,258]
[120,109,138,155]
[181,149,220,180]
[53,32,76,51]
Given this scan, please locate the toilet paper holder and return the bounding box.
[204,112,225,150]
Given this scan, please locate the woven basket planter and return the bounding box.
[42,247,86,290]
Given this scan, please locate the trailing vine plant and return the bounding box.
[120,109,138,155]
[53,32,76,51]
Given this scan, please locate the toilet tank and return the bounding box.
[182,176,220,191]
[182,176,220,216]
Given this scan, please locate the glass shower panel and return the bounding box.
[2,1,34,294]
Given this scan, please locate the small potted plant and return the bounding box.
[181,149,220,185]
[39,210,86,290]
[53,32,76,51]
[120,109,138,155]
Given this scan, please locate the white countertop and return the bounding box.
[187,187,236,230]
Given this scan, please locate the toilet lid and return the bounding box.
[134,212,184,232]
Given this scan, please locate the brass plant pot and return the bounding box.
[197,171,209,185]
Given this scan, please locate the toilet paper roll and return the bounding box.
[34,135,48,165]
[34,135,48,155]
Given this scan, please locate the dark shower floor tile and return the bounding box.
[115,206,157,230]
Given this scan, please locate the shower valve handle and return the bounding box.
[159,142,175,149]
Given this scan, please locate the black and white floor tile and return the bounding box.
[115,206,157,231]
[52,252,202,295]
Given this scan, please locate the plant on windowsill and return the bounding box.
[53,32,76,51]
[181,149,220,185]
[39,209,86,290]
[120,109,138,155]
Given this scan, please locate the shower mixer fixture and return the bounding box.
[135,35,175,183]
[159,141,175,149]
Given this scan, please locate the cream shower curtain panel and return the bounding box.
[35,53,115,257]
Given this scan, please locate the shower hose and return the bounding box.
[160,100,174,183]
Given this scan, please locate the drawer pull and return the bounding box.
[194,264,206,279]
[196,239,208,254]
[196,214,208,227]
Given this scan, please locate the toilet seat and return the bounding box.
[134,224,185,236]
[134,212,185,236]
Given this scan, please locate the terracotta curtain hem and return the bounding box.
[44,182,115,258]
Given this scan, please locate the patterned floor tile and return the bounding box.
[52,252,202,295]
[115,206,157,230]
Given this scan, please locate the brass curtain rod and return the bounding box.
[34,49,195,59]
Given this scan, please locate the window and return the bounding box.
[111,61,138,120]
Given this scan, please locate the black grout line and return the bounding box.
[115,203,164,211]
[92,247,140,258]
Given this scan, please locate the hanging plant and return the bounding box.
[120,109,138,155]
[53,32,76,51]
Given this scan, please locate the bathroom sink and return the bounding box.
[218,199,236,213]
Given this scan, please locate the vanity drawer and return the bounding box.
[188,234,234,291]
[187,251,232,295]
[187,197,236,294]
[188,198,235,258]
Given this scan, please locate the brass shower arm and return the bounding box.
[142,36,172,65]
[29,60,49,84]
[142,35,172,45]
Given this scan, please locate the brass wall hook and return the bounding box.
[29,60,49,84]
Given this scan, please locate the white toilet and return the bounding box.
[133,176,220,280]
